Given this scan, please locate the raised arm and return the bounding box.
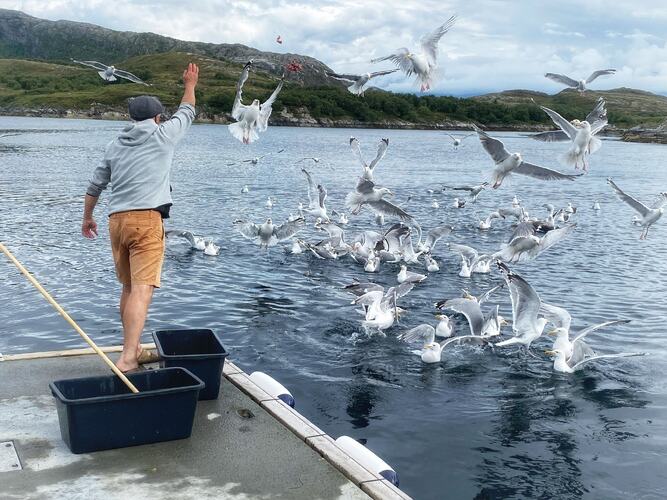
[160,63,199,143]
[180,63,199,107]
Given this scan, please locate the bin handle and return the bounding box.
[0,242,139,393]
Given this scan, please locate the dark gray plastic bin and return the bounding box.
[50,367,204,454]
[153,329,228,400]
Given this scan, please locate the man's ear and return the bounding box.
[154,115,161,124]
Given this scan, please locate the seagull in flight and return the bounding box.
[326,69,398,96]
[544,69,616,93]
[607,178,667,240]
[71,59,149,85]
[229,61,284,144]
[349,137,389,181]
[472,124,583,188]
[371,15,457,92]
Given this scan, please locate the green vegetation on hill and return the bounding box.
[1,52,666,130]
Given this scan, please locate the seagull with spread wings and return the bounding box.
[493,222,576,263]
[537,101,608,171]
[229,61,284,144]
[371,15,457,92]
[544,69,616,93]
[71,59,149,85]
[349,137,389,181]
[326,69,398,96]
[607,178,667,240]
[472,124,583,188]
[233,217,305,248]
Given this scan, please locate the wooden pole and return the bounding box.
[0,242,139,393]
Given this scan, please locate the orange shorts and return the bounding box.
[108,210,165,288]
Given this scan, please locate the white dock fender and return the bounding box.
[335,436,399,486]
[249,371,295,408]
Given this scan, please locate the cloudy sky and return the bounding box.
[3,0,667,95]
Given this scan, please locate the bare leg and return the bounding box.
[116,284,154,372]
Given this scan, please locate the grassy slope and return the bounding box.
[1,53,666,128]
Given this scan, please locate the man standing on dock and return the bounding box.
[81,63,199,373]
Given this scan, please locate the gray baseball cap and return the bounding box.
[128,95,164,121]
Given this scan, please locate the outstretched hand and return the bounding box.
[183,63,199,88]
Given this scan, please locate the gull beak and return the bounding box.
[544,350,556,356]
[500,318,510,326]
[547,329,558,337]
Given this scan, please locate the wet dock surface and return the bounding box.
[0,352,396,499]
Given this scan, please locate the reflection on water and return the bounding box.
[1,116,667,499]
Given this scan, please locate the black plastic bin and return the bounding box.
[153,329,228,400]
[50,367,204,454]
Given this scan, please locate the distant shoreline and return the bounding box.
[2,107,665,144]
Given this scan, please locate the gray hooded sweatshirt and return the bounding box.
[87,103,195,215]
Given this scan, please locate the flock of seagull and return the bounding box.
[51,16,667,374]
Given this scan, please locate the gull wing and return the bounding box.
[652,193,667,210]
[528,130,571,142]
[344,281,384,296]
[233,220,261,240]
[540,106,578,140]
[366,199,414,221]
[586,98,607,124]
[165,229,197,247]
[325,71,358,83]
[500,266,541,336]
[570,352,645,372]
[368,138,389,170]
[420,15,457,65]
[514,161,583,181]
[349,137,367,168]
[540,303,572,331]
[424,225,453,250]
[301,169,319,209]
[440,335,488,349]
[570,320,630,346]
[371,48,415,76]
[508,221,536,243]
[71,59,108,71]
[586,69,616,84]
[318,185,327,209]
[472,125,511,163]
[232,62,252,120]
[369,69,399,79]
[544,72,578,87]
[538,224,576,253]
[398,324,436,345]
[354,290,384,307]
[607,178,650,216]
[440,298,485,336]
[443,184,474,192]
[476,283,505,305]
[355,177,376,194]
[273,217,305,241]
[258,77,285,131]
[114,69,149,85]
[448,243,478,262]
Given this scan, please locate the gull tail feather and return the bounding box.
[560,147,584,169]
[228,122,258,144]
[494,337,523,347]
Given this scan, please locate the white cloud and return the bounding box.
[2,0,667,95]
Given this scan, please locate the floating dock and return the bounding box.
[0,346,409,499]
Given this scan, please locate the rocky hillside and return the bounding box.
[0,8,337,87]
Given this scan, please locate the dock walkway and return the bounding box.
[0,347,409,499]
